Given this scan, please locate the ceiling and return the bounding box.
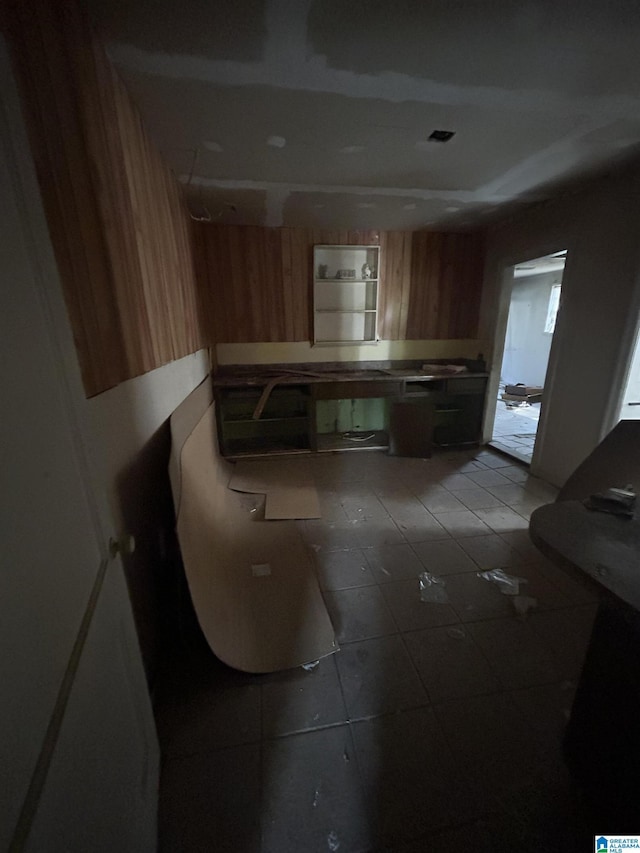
[88,0,640,230]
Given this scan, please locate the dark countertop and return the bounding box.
[213,368,489,388]
[530,500,640,610]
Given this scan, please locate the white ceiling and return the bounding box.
[88,0,640,230]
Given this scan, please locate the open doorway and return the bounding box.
[490,251,566,464]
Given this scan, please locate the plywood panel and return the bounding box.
[170,400,337,673]
[5,0,208,396]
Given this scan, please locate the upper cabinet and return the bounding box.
[313,244,380,345]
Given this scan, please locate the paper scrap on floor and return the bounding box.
[228,458,321,520]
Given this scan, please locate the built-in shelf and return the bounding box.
[314,244,380,345]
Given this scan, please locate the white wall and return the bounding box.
[501,271,559,387]
[86,350,210,524]
[481,167,640,487]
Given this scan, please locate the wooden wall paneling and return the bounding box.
[84,25,153,378]
[264,227,286,341]
[399,231,413,340]
[291,228,310,341]
[407,231,427,339]
[280,228,296,341]
[6,2,128,395]
[437,233,455,338]
[379,232,401,340]
[193,223,482,345]
[6,0,206,395]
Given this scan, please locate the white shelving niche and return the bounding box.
[313,244,380,345]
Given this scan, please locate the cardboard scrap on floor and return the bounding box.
[169,394,336,673]
[228,458,321,520]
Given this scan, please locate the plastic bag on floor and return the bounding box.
[419,571,449,604]
[477,568,527,596]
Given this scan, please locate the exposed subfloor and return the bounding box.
[156,446,601,853]
[491,398,541,465]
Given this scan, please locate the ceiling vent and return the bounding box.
[428,129,456,143]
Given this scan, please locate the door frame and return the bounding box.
[483,249,568,473]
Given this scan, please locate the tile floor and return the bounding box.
[156,446,602,853]
[491,395,541,465]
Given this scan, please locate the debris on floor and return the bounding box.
[419,571,449,603]
[477,568,527,596]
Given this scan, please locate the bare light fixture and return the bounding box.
[428,129,456,142]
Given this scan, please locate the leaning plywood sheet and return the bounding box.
[168,376,214,515]
[229,458,321,519]
[171,402,337,673]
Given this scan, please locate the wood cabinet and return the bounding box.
[313,245,380,344]
[215,372,488,458]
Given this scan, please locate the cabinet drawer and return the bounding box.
[446,377,487,394]
[313,380,401,399]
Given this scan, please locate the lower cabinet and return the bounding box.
[216,375,487,457]
[217,385,312,456]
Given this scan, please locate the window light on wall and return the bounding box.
[544,283,562,334]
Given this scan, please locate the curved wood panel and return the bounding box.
[170,398,337,673]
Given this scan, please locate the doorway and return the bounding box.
[490,251,566,464]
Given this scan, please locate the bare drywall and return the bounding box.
[481,166,640,487]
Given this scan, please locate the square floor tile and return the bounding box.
[159,744,261,853]
[353,516,405,548]
[394,510,451,543]
[365,543,425,583]
[445,572,515,622]
[499,530,542,562]
[440,472,478,491]
[380,578,460,631]
[412,539,478,575]
[499,466,530,484]
[405,624,501,702]
[341,491,389,521]
[378,490,429,518]
[418,490,467,514]
[323,586,397,643]
[511,561,571,610]
[450,488,505,510]
[352,707,470,843]
[468,617,561,689]
[485,484,528,505]
[529,605,598,679]
[261,655,347,737]
[510,682,576,747]
[466,469,513,488]
[474,506,530,533]
[457,533,525,570]
[471,451,513,469]
[432,510,493,538]
[317,489,349,522]
[314,548,376,590]
[336,635,428,719]
[433,693,543,793]
[261,726,372,853]
[301,519,361,551]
